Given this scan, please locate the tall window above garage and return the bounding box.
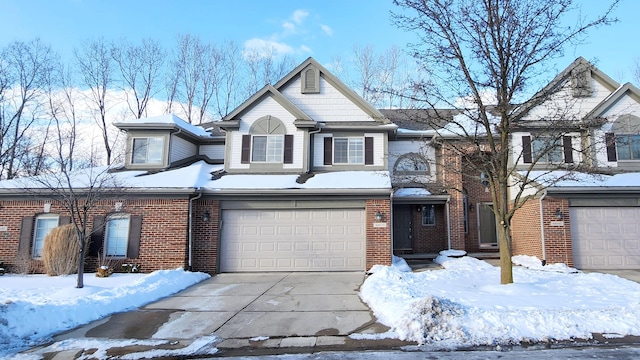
[105,214,130,257]
[132,137,164,165]
[615,135,640,160]
[32,214,59,258]
[608,115,640,161]
[242,116,293,164]
[334,138,364,164]
[251,135,284,162]
[522,135,573,164]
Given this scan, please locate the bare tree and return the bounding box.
[243,46,295,98]
[392,0,619,284]
[352,44,381,104]
[0,39,54,179]
[112,38,165,119]
[214,41,242,118]
[75,38,115,165]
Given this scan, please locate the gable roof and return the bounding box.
[514,57,621,120]
[221,84,313,123]
[585,82,640,119]
[274,57,391,124]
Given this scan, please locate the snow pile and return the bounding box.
[0,269,209,357]
[512,255,579,273]
[360,256,640,347]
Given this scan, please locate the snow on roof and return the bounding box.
[206,171,391,190]
[118,114,211,137]
[394,188,432,197]
[0,163,390,192]
[527,170,640,188]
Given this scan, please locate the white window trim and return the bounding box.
[131,136,165,165]
[251,135,284,163]
[105,214,131,258]
[32,214,59,258]
[334,137,364,164]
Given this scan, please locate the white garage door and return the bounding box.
[220,208,365,272]
[570,207,640,269]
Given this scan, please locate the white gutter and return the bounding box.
[187,189,203,271]
[539,189,547,263]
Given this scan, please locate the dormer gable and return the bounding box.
[114,114,216,170]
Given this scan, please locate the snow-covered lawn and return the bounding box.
[360,254,640,348]
[0,268,210,358]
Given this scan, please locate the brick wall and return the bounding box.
[411,204,448,253]
[511,197,543,259]
[191,199,220,274]
[511,197,573,266]
[366,199,391,269]
[462,166,495,253]
[0,197,190,274]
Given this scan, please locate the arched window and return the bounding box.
[394,153,430,175]
[247,116,287,163]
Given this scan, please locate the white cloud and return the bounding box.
[300,45,312,54]
[320,24,333,36]
[243,38,294,59]
[282,21,295,32]
[291,10,308,25]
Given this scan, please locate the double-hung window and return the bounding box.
[334,138,364,164]
[132,137,164,165]
[105,214,131,257]
[531,137,563,163]
[252,135,283,162]
[615,134,640,160]
[32,214,59,258]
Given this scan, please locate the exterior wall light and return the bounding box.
[203,210,210,222]
[555,208,563,220]
[375,211,383,222]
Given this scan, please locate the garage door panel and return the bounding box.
[221,208,365,272]
[571,207,640,270]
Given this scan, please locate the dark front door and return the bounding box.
[478,203,498,247]
[393,205,413,250]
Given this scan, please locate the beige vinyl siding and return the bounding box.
[199,144,225,161]
[280,76,376,123]
[169,135,197,163]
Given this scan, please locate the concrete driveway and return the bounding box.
[54,272,394,352]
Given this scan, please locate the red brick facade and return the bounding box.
[511,197,574,266]
[366,199,392,269]
[0,197,192,274]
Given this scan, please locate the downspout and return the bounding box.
[165,127,182,170]
[539,189,547,263]
[188,189,203,271]
[389,189,394,260]
[307,127,321,173]
[446,197,452,250]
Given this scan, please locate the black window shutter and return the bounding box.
[605,132,617,162]
[18,216,34,258]
[89,215,105,257]
[241,135,251,164]
[323,137,333,165]
[364,137,374,165]
[522,136,532,163]
[563,136,574,163]
[284,135,293,164]
[127,215,142,259]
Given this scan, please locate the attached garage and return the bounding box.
[220,207,366,272]
[570,207,640,269]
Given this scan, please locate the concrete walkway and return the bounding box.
[48,272,411,358]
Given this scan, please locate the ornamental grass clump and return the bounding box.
[42,224,80,276]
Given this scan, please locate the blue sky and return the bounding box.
[1,0,638,83]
